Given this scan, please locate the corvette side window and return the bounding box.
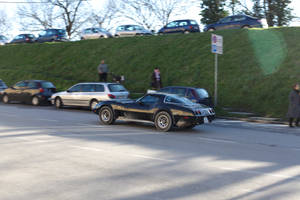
[140,95,160,104]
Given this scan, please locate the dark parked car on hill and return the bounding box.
[204,15,263,32]
[93,93,215,132]
[158,19,200,34]
[10,34,36,44]
[158,86,213,107]
[36,29,68,42]
[2,80,56,106]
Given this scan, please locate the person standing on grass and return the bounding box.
[151,67,162,90]
[98,60,109,82]
[287,83,300,127]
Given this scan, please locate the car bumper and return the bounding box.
[175,114,215,127]
[37,95,52,103]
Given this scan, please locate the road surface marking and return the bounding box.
[70,145,176,162]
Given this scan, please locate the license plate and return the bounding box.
[204,117,209,123]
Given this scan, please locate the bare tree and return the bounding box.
[89,0,118,31]
[146,0,189,27]
[115,0,157,30]
[17,0,56,32]
[0,10,9,34]
[48,0,89,39]
[115,0,191,30]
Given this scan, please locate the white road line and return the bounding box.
[37,119,59,122]
[70,145,176,162]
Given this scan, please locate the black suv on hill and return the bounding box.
[158,19,200,34]
[36,29,68,43]
[158,86,213,107]
[2,80,56,105]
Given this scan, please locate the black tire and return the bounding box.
[208,28,215,32]
[2,94,9,104]
[99,106,115,125]
[31,96,40,106]
[184,31,190,34]
[242,25,250,29]
[154,111,173,132]
[90,99,98,111]
[55,97,63,109]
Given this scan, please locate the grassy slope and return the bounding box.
[1,27,300,117]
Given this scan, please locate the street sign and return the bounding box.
[211,34,223,107]
[211,34,223,55]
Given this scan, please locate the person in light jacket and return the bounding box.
[287,83,300,127]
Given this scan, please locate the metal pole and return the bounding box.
[214,53,218,107]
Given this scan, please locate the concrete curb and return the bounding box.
[217,116,288,125]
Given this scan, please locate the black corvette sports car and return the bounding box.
[93,93,215,131]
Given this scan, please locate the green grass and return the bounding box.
[1,28,300,118]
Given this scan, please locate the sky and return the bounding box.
[0,0,300,38]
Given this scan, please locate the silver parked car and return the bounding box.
[0,35,9,45]
[51,82,130,110]
[80,28,112,40]
[115,25,153,37]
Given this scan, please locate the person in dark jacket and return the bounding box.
[287,83,300,127]
[151,67,162,90]
[98,60,109,82]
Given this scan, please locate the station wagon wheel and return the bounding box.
[99,106,115,125]
[184,31,190,34]
[2,94,9,104]
[155,111,173,132]
[242,25,250,29]
[208,28,215,32]
[32,96,40,106]
[90,100,98,111]
[55,97,63,109]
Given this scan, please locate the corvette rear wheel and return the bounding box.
[155,111,173,132]
[99,106,115,125]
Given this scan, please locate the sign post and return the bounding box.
[211,34,223,107]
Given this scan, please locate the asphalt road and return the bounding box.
[1,103,300,200]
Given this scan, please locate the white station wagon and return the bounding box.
[51,82,129,110]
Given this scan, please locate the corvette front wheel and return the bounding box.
[155,111,173,132]
[99,106,115,125]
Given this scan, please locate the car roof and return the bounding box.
[161,86,206,90]
[172,19,197,22]
[76,82,122,85]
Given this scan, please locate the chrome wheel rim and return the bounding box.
[3,95,8,103]
[158,115,169,129]
[91,101,98,109]
[55,99,61,107]
[101,109,111,122]
[32,97,39,105]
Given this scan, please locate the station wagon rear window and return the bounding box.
[41,82,55,88]
[108,84,126,92]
